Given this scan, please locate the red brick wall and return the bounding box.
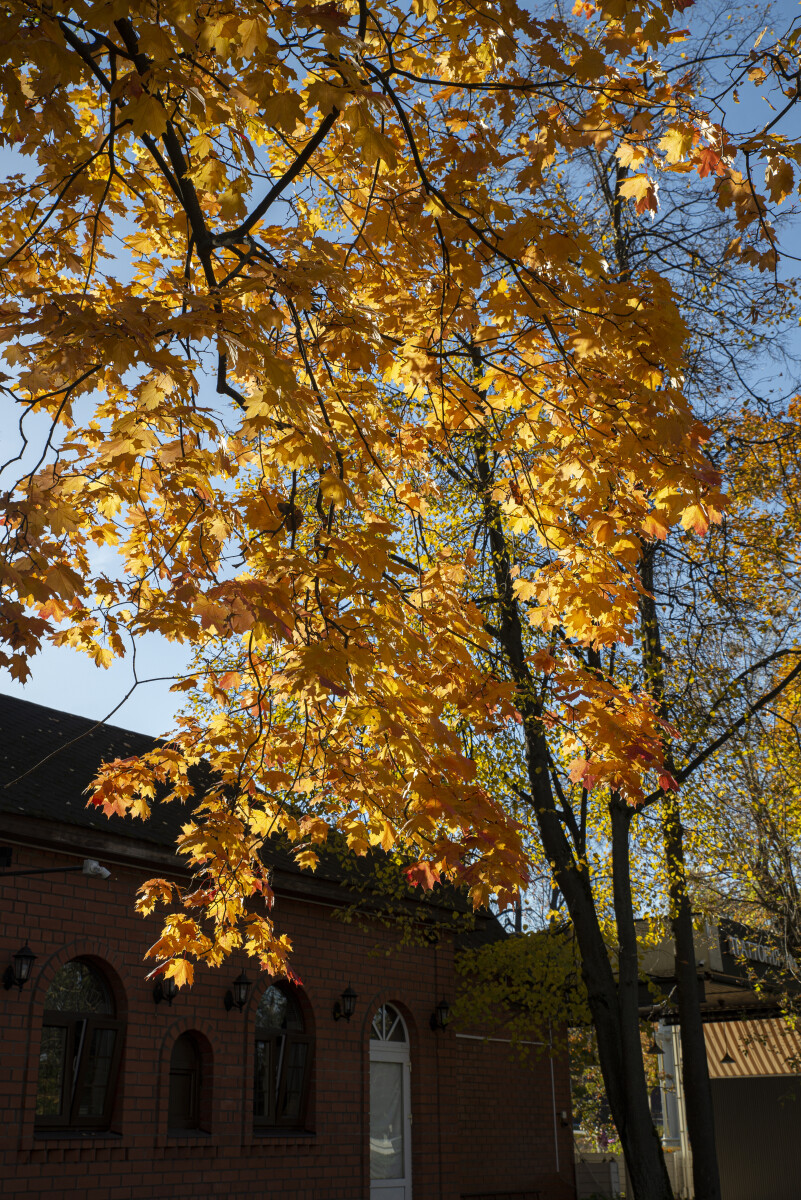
[455,1034,576,1200]
[0,840,576,1200]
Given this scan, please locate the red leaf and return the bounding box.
[697,147,725,178]
[404,861,441,891]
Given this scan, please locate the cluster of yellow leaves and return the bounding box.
[0,0,796,981]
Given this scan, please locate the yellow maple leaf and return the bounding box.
[659,125,696,164]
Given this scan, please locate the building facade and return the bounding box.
[0,694,576,1200]
[644,919,801,1200]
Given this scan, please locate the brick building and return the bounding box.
[0,694,576,1200]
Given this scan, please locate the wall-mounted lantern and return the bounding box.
[153,975,179,1006]
[3,943,37,991]
[333,984,358,1022]
[430,998,451,1032]
[224,970,253,1012]
[81,859,111,879]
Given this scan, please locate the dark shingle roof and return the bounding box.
[0,692,186,847]
[0,692,506,940]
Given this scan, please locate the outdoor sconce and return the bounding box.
[333,984,358,1022]
[3,943,37,991]
[82,858,111,879]
[645,1037,663,1056]
[430,998,451,1032]
[153,975,179,1006]
[224,970,253,1013]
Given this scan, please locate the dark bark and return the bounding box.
[611,798,673,1200]
[662,791,722,1200]
[525,723,672,1200]
[641,546,721,1200]
[473,419,672,1199]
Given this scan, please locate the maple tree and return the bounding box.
[1,1,800,1196]
[632,265,801,1194]
[412,5,801,1196]
[413,6,801,1197]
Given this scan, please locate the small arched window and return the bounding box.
[370,1003,408,1044]
[168,1032,202,1132]
[253,985,312,1130]
[35,959,123,1131]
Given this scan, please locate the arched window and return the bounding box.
[253,985,312,1130]
[168,1032,202,1132]
[370,1003,408,1044]
[35,959,123,1131]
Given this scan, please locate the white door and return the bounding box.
[369,1004,412,1200]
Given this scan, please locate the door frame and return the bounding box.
[369,1005,412,1200]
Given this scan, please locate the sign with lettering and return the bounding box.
[718,918,798,982]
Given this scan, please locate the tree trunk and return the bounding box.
[663,790,722,1200]
[475,415,674,1199]
[641,545,722,1200]
[610,799,673,1200]
[525,730,674,1200]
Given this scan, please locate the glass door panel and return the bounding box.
[370,1060,405,1180]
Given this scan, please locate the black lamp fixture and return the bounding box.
[153,975,179,1006]
[645,1036,663,1056]
[3,943,37,991]
[430,998,451,1032]
[224,970,253,1013]
[333,984,358,1022]
[720,1025,735,1066]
